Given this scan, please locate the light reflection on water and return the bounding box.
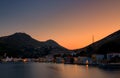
[0,63,119,78]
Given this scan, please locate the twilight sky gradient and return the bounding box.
[0,0,120,49]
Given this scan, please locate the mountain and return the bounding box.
[0,32,69,58]
[75,30,120,55]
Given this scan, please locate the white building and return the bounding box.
[5,57,13,62]
[107,53,120,60]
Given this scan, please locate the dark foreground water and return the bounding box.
[0,63,120,78]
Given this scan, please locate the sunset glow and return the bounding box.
[0,0,120,49]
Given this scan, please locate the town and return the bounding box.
[1,52,120,67]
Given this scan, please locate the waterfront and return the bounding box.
[0,63,119,78]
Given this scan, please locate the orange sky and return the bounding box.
[0,0,120,50]
[30,1,120,49]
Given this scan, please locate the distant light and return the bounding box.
[23,59,27,62]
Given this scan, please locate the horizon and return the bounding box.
[0,30,119,50]
[0,0,120,49]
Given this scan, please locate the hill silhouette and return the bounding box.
[75,30,120,55]
[0,32,69,58]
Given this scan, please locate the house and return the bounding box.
[74,57,78,64]
[107,53,120,60]
[56,57,64,63]
[77,56,92,65]
[70,52,76,56]
[13,57,22,62]
[45,56,54,62]
[92,54,105,64]
[64,57,71,64]
[3,57,13,62]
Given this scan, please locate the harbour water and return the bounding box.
[0,63,119,78]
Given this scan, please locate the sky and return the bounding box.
[0,0,120,50]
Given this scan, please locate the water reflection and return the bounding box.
[86,65,89,70]
[30,63,62,78]
[0,63,119,78]
[0,63,31,78]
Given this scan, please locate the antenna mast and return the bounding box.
[92,35,95,47]
[92,35,94,44]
